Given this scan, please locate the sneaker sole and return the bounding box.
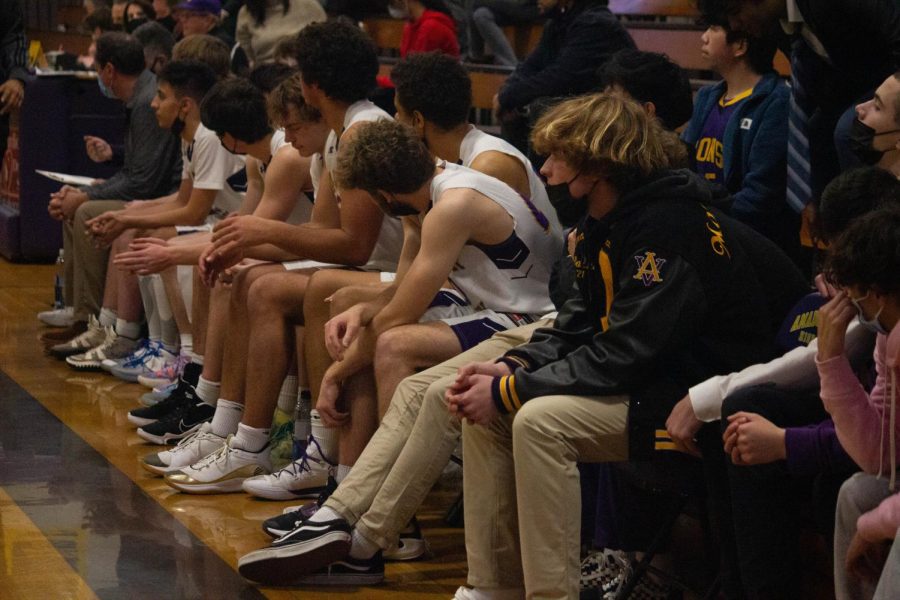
[241,481,329,501]
[140,459,171,476]
[139,394,164,407]
[295,569,384,586]
[136,421,203,445]
[111,370,142,383]
[65,358,106,371]
[163,475,250,494]
[127,413,157,427]
[237,532,352,585]
[384,538,428,562]
[137,375,176,389]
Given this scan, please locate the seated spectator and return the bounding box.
[822,207,900,600]
[124,1,156,33]
[374,0,460,105]
[450,94,780,599]
[153,0,178,31]
[132,20,175,74]
[849,71,900,175]
[171,33,231,78]
[79,7,117,69]
[43,32,181,356]
[681,16,797,260]
[494,0,634,155]
[112,0,128,25]
[467,0,539,67]
[236,0,326,67]
[175,0,235,47]
[672,167,899,598]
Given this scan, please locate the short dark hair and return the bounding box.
[825,207,900,297]
[597,49,693,130]
[333,120,435,195]
[158,60,218,103]
[248,62,297,94]
[392,52,471,130]
[201,77,272,143]
[816,166,900,243]
[96,32,146,75]
[133,20,174,62]
[697,4,778,74]
[293,21,378,103]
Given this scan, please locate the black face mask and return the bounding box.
[125,17,148,33]
[849,119,900,165]
[170,116,186,137]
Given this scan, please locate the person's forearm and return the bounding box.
[121,203,208,229]
[266,220,371,266]
[169,243,207,266]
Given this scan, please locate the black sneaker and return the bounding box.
[127,379,198,427]
[261,476,339,538]
[238,518,353,586]
[296,552,384,586]
[136,401,214,445]
[384,517,428,561]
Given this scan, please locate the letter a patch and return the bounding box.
[633,251,666,286]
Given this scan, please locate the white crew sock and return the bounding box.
[98,307,117,328]
[151,274,178,353]
[295,390,312,445]
[195,376,220,406]
[336,464,351,483]
[209,399,243,438]
[307,505,342,524]
[115,318,141,340]
[179,333,194,359]
[349,528,380,560]
[232,422,269,453]
[310,409,337,463]
[138,276,160,343]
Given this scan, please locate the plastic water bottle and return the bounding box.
[53,249,65,309]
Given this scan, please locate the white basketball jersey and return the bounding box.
[323,100,403,272]
[430,162,562,315]
[458,126,560,237]
[264,129,313,225]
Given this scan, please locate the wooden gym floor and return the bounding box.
[0,257,467,599]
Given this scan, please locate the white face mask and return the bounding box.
[849,292,889,335]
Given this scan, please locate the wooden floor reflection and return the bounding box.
[0,257,467,599]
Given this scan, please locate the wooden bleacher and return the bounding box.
[363,0,790,107]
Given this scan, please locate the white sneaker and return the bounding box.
[38,306,74,327]
[140,423,226,476]
[50,315,109,359]
[66,331,140,371]
[164,435,272,494]
[241,436,336,500]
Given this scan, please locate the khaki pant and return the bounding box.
[325,319,552,550]
[63,200,125,320]
[463,393,629,599]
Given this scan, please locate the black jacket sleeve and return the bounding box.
[492,249,708,413]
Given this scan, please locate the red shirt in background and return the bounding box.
[377,9,460,87]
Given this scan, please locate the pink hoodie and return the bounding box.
[819,327,900,541]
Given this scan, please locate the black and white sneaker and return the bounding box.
[295,552,384,586]
[384,517,428,561]
[261,475,339,537]
[238,518,352,586]
[127,379,197,427]
[136,401,214,445]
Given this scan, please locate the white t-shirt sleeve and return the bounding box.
[191,131,238,191]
